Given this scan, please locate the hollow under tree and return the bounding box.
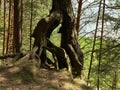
[31,0,84,78]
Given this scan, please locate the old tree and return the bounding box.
[30,0,84,77]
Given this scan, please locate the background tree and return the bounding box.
[13,0,22,53]
[6,0,14,54]
[3,0,6,55]
[0,0,1,18]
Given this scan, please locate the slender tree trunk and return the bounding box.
[76,0,82,34]
[30,0,33,50]
[3,0,6,55]
[13,0,22,53]
[11,0,14,53]
[0,0,1,19]
[20,0,23,50]
[6,0,13,54]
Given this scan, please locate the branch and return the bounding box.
[105,4,120,9]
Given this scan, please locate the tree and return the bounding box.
[6,0,14,54]
[0,0,1,18]
[76,0,83,34]
[31,0,84,77]
[13,0,22,53]
[3,0,6,55]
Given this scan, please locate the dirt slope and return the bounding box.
[0,67,93,90]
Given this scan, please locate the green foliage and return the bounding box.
[79,36,120,89]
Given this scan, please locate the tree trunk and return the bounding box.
[3,0,6,55]
[13,0,22,53]
[6,0,14,54]
[58,0,84,77]
[0,0,1,19]
[76,0,83,34]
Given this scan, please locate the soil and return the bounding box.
[0,58,93,90]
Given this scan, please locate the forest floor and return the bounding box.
[0,59,93,90]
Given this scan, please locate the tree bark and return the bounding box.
[31,12,62,65]
[58,0,84,77]
[76,0,83,34]
[0,0,1,19]
[6,0,13,54]
[13,0,22,53]
[3,0,6,55]
[45,39,71,72]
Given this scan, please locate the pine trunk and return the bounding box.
[13,0,22,53]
